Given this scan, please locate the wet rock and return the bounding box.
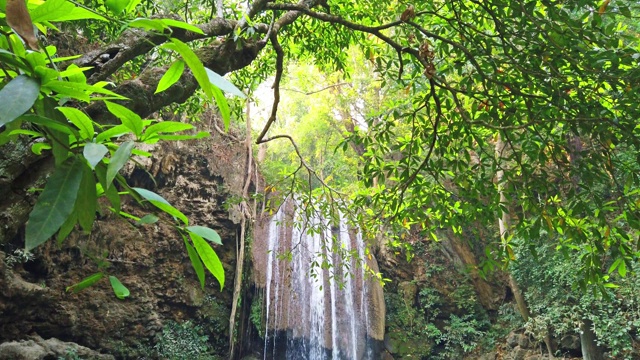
[524,355,546,360]
[518,334,531,349]
[507,331,520,348]
[383,330,432,357]
[559,334,580,351]
[381,350,395,360]
[509,346,528,360]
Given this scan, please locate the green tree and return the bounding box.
[1,0,639,356]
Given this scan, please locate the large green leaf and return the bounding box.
[155,60,185,94]
[105,101,143,137]
[105,0,129,14]
[106,140,135,189]
[149,200,189,225]
[83,142,108,169]
[128,18,168,32]
[20,114,78,136]
[186,225,222,245]
[25,156,84,251]
[211,86,230,131]
[66,272,104,293]
[184,236,205,289]
[75,163,97,233]
[57,107,94,140]
[95,164,121,212]
[132,187,170,205]
[143,121,193,139]
[163,39,213,100]
[57,211,77,245]
[205,67,246,99]
[44,80,127,101]
[30,0,107,22]
[160,19,205,35]
[95,124,130,143]
[109,276,130,299]
[133,187,189,225]
[190,232,224,290]
[0,75,40,126]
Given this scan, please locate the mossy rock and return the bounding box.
[384,330,433,357]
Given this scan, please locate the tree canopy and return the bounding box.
[1,0,639,298]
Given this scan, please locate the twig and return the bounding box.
[256,34,284,144]
[281,82,350,95]
[260,134,345,197]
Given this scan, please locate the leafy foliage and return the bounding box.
[152,320,213,360]
[512,240,640,359]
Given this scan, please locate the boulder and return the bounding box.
[0,335,114,360]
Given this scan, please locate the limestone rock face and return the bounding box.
[0,124,254,358]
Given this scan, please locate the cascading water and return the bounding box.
[261,202,377,360]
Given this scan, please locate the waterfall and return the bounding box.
[261,202,374,360]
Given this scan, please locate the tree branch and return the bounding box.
[256,34,284,144]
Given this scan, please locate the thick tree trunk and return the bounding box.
[495,134,554,357]
[441,232,497,310]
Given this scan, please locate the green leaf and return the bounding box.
[160,18,205,35]
[108,276,130,299]
[66,272,104,293]
[190,232,224,290]
[57,107,94,140]
[143,121,193,139]
[30,0,107,23]
[211,86,230,131]
[163,38,213,100]
[20,114,78,136]
[0,75,40,127]
[608,258,621,274]
[95,164,121,212]
[205,67,246,98]
[105,101,143,137]
[75,163,97,233]
[155,60,185,94]
[149,200,189,225]
[59,64,90,83]
[187,225,222,245]
[105,0,129,14]
[618,260,627,277]
[31,142,51,155]
[45,80,127,101]
[106,140,135,189]
[83,142,108,169]
[132,187,170,205]
[184,236,205,289]
[57,211,77,245]
[25,157,84,251]
[137,214,159,225]
[95,124,130,143]
[125,0,142,13]
[128,18,167,32]
[132,187,189,225]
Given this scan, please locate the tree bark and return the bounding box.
[495,134,557,358]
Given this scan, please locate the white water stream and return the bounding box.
[262,204,372,360]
